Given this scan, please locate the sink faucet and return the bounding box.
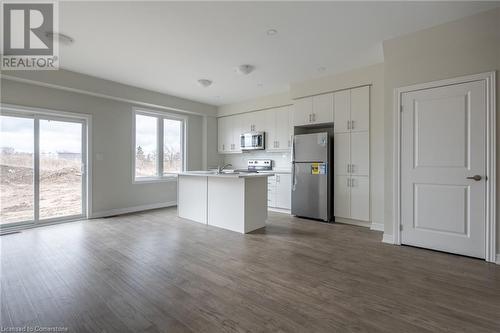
[217,163,233,174]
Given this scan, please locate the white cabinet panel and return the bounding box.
[350,86,370,132]
[276,173,291,210]
[268,107,290,151]
[267,175,276,207]
[334,133,350,176]
[252,110,267,132]
[312,93,334,124]
[350,131,369,176]
[334,90,350,133]
[239,113,253,133]
[350,176,369,221]
[230,115,242,153]
[288,107,294,149]
[217,117,229,153]
[293,97,312,126]
[334,175,350,219]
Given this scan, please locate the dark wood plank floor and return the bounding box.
[1,208,499,332]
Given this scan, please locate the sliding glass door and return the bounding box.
[0,113,87,228]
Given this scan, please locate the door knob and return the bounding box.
[466,175,482,181]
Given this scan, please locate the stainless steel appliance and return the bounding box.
[240,132,265,151]
[235,159,273,173]
[291,132,332,221]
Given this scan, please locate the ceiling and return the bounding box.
[58,1,500,106]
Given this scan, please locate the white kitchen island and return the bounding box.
[177,171,273,233]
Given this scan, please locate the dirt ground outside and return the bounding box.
[0,153,82,225]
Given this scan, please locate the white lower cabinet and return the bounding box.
[349,176,369,221]
[268,173,291,210]
[334,175,369,221]
[334,175,350,219]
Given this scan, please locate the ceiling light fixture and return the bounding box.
[266,29,278,36]
[45,31,74,45]
[197,79,213,87]
[235,64,254,75]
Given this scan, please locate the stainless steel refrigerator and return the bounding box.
[291,132,332,222]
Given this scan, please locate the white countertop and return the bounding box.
[179,171,274,178]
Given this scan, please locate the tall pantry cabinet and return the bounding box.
[333,86,370,222]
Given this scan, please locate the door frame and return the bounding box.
[391,71,496,263]
[0,103,92,230]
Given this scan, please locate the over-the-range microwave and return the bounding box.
[240,132,265,150]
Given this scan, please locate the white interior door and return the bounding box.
[401,80,486,259]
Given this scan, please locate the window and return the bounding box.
[134,111,185,181]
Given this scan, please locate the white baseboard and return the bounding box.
[382,233,394,244]
[268,207,291,214]
[92,201,177,218]
[335,217,371,228]
[370,222,384,232]
[496,253,500,265]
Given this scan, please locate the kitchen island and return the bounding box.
[177,171,273,233]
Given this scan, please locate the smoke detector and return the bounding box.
[235,64,254,75]
[197,79,213,87]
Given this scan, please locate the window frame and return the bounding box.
[132,108,187,183]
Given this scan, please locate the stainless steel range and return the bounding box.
[236,159,273,173]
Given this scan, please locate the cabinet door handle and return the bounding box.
[347,120,350,130]
[351,178,355,187]
[313,113,316,122]
[277,141,279,148]
[351,120,354,130]
[347,178,350,187]
[351,164,354,173]
[347,164,350,173]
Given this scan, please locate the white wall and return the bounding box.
[1,70,218,217]
[382,8,500,249]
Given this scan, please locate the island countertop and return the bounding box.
[178,171,274,178]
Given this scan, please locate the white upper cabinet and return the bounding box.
[217,116,227,153]
[230,115,242,153]
[334,86,370,133]
[334,90,350,133]
[268,106,291,151]
[217,115,241,153]
[293,97,313,126]
[293,93,334,126]
[350,86,370,132]
[312,93,334,124]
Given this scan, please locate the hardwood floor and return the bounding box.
[1,208,499,332]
